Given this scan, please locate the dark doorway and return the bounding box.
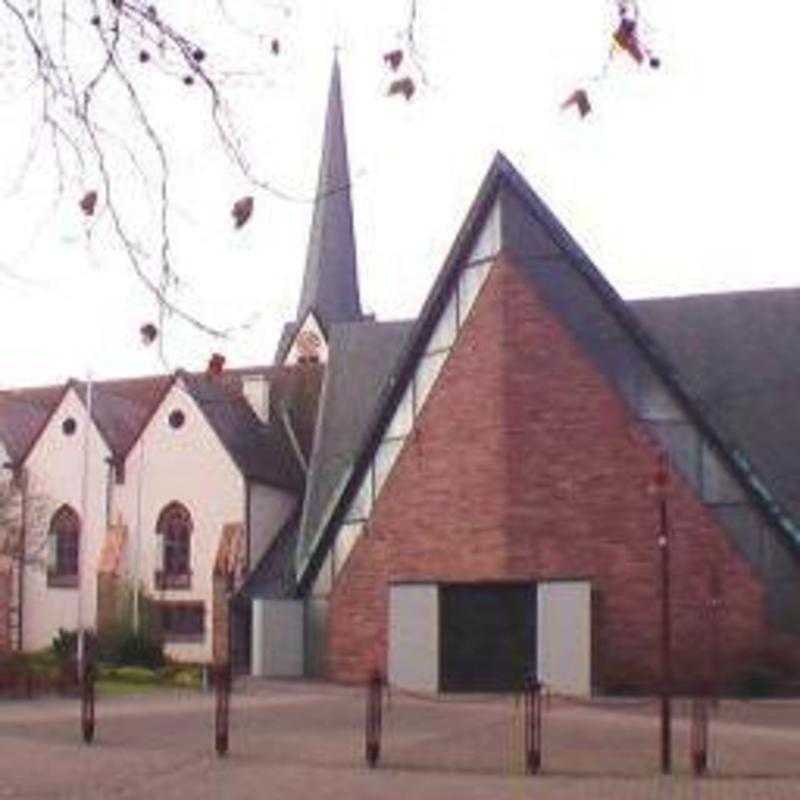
[439,583,536,692]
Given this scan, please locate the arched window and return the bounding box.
[47,505,80,588]
[156,502,192,590]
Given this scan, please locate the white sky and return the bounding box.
[1,0,798,388]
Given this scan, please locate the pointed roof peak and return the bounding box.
[296,58,363,329]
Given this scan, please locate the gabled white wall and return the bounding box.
[115,380,246,663]
[22,387,111,651]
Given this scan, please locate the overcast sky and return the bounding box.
[1,0,798,388]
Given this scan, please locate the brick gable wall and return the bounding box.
[325,251,793,691]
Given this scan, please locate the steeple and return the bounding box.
[296,57,363,329]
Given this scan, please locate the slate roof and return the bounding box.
[239,508,302,599]
[73,375,172,460]
[273,321,298,363]
[632,287,800,528]
[0,385,66,464]
[181,365,323,491]
[295,58,363,331]
[0,364,323,493]
[296,319,413,563]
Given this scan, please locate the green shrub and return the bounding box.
[96,581,166,669]
[24,648,59,672]
[737,666,782,698]
[110,665,159,684]
[51,628,77,663]
[163,665,202,689]
[99,629,165,670]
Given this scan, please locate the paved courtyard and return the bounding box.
[2,680,800,799]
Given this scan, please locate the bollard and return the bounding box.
[81,661,95,744]
[690,696,709,776]
[365,671,383,768]
[523,673,542,775]
[214,663,231,756]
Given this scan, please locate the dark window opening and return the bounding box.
[168,409,186,429]
[158,602,204,641]
[47,505,80,588]
[62,417,77,436]
[155,502,192,590]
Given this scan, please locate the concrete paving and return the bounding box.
[2,681,800,798]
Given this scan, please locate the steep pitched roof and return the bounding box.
[239,507,302,599]
[295,58,363,331]
[180,365,323,492]
[73,375,173,461]
[273,321,298,363]
[0,363,322,495]
[296,152,800,591]
[296,319,413,563]
[632,288,800,528]
[0,385,67,465]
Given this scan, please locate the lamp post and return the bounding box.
[652,450,672,774]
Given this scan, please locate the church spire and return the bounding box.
[296,57,363,328]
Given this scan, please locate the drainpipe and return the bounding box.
[77,375,93,676]
[16,466,26,652]
[133,432,146,633]
[3,461,25,651]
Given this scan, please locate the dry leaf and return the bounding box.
[231,196,254,229]
[613,20,644,64]
[383,49,403,71]
[79,190,98,216]
[561,89,591,118]
[387,77,415,101]
[140,323,158,345]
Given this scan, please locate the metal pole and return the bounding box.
[132,436,145,633]
[691,695,708,775]
[214,663,230,756]
[77,374,93,679]
[523,673,542,775]
[365,671,382,768]
[81,659,95,744]
[15,466,26,652]
[658,494,672,774]
[709,571,722,705]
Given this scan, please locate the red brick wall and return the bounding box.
[325,251,790,691]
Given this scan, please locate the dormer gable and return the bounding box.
[282,311,329,366]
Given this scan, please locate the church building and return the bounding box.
[3,59,800,695]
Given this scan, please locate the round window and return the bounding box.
[168,409,185,429]
[62,417,77,436]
